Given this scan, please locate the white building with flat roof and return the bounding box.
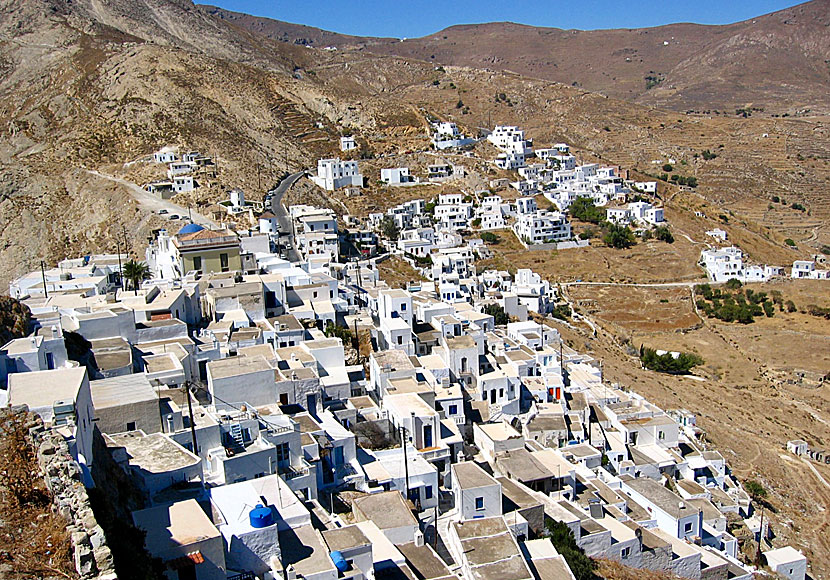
[133,499,226,580]
[763,546,807,580]
[514,211,571,245]
[8,367,95,475]
[311,158,363,191]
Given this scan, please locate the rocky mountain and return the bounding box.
[204,0,830,114]
[0,0,828,293]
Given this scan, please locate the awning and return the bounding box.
[167,551,204,570]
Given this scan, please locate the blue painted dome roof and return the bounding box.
[177,223,204,235]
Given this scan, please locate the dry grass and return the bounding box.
[0,410,76,579]
[477,229,705,283]
[376,256,426,288]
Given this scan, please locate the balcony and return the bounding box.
[280,459,312,480]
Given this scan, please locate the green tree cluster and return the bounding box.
[639,346,704,374]
[544,520,597,580]
[380,216,400,241]
[483,304,509,326]
[603,224,636,249]
[694,283,775,323]
[569,197,606,224]
[324,322,353,343]
[480,231,500,244]
[654,225,674,243]
[550,303,572,321]
[123,260,150,296]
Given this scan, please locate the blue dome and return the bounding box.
[177,223,205,235]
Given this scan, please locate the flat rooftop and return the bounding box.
[132,498,219,554]
[625,477,698,519]
[453,462,499,490]
[108,431,200,473]
[280,526,337,577]
[353,491,417,530]
[208,354,273,379]
[452,517,533,580]
[90,374,157,409]
[8,367,87,411]
[397,542,453,580]
[321,525,370,552]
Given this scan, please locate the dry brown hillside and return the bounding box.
[209,0,830,115]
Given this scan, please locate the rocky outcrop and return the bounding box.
[21,408,117,580]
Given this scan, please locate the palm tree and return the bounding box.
[122,260,150,295]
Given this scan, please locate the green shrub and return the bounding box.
[654,226,674,243]
[569,197,606,224]
[784,238,796,247]
[550,303,571,321]
[603,224,636,249]
[480,232,499,244]
[484,304,509,325]
[662,163,674,173]
[544,520,597,580]
[639,346,704,374]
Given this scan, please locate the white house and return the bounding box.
[452,462,503,521]
[792,260,829,279]
[488,125,532,154]
[8,367,95,480]
[172,175,195,193]
[340,135,357,151]
[699,247,777,283]
[153,147,178,164]
[514,211,571,245]
[381,167,415,185]
[311,158,363,191]
[763,546,807,580]
[132,499,226,580]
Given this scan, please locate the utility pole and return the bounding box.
[115,240,123,290]
[184,381,199,455]
[756,507,765,565]
[40,260,48,298]
[402,424,411,501]
[353,317,360,363]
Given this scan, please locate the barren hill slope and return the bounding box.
[207,0,830,114]
[0,0,829,575]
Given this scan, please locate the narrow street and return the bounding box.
[270,171,305,262]
[85,169,218,229]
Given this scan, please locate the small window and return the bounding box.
[424,486,433,500]
[401,303,406,311]
[475,497,484,510]
[126,421,136,432]
[220,253,229,272]
[397,336,403,345]
[658,431,665,440]
[449,404,458,415]
[313,291,318,298]
[621,546,630,559]
[193,256,202,272]
[684,522,693,533]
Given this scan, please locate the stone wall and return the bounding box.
[23,409,117,579]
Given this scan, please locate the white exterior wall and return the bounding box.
[207,365,275,410]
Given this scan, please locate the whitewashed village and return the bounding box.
[2,119,823,580]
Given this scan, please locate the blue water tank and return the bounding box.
[330,551,348,572]
[177,223,205,236]
[249,504,274,528]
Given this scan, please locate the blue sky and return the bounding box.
[206,1,805,38]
